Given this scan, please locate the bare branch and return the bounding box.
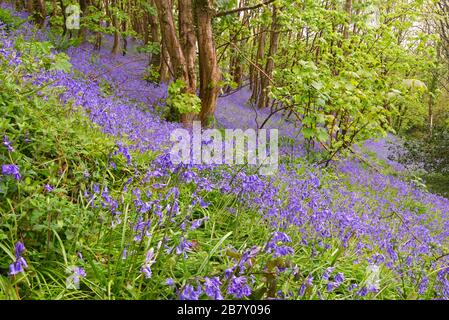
[215,0,275,18]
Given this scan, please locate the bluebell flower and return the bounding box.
[357,287,368,297]
[334,272,345,284]
[204,277,223,300]
[66,266,86,289]
[190,217,209,230]
[298,284,307,297]
[180,284,202,300]
[348,283,358,291]
[141,265,152,278]
[175,238,193,258]
[322,267,335,281]
[3,135,14,152]
[9,257,28,275]
[199,198,208,208]
[9,242,28,276]
[418,277,429,295]
[299,276,313,297]
[77,251,84,261]
[273,245,294,257]
[2,164,21,180]
[224,267,235,279]
[326,281,338,292]
[14,242,25,257]
[227,276,251,298]
[75,267,87,278]
[141,248,156,279]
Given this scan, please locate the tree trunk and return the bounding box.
[148,0,161,71]
[179,0,198,125]
[258,5,279,109]
[34,0,47,27]
[154,0,194,127]
[342,0,352,39]
[92,0,102,49]
[121,19,127,55]
[79,0,88,42]
[229,0,249,90]
[179,0,197,91]
[250,26,267,103]
[160,43,171,83]
[27,0,34,14]
[154,0,188,80]
[51,0,57,18]
[195,0,221,127]
[111,0,121,54]
[58,0,68,37]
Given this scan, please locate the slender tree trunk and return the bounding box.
[258,5,279,109]
[121,0,128,55]
[79,0,88,42]
[179,0,198,125]
[154,0,195,127]
[148,0,161,71]
[121,20,127,55]
[154,0,188,80]
[195,0,221,126]
[51,0,57,19]
[250,26,267,103]
[111,0,121,54]
[428,67,438,136]
[230,0,249,89]
[27,0,34,14]
[179,0,197,91]
[58,0,68,37]
[14,0,26,10]
[160,43,171,83]
[342,0,352,39]
[36,0,47,27]
[94,0,102,49]
[27,0,47,27]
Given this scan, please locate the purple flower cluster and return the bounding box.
[326,272,345,293]
[9,242,28,275]
[204,277,224,300]
[3,135,14,152]
[66,266,87,289]
[265,232,294,257]
[2,164,21,180]
[227,276,252,298]
[180,284,203,300]
[141,248,156,279]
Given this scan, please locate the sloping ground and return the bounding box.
[2,6,449,299]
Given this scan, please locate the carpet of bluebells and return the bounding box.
[2,5,449,300]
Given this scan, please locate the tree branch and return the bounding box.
[215,0,275,18]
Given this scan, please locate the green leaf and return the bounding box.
[302,127,314,139]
